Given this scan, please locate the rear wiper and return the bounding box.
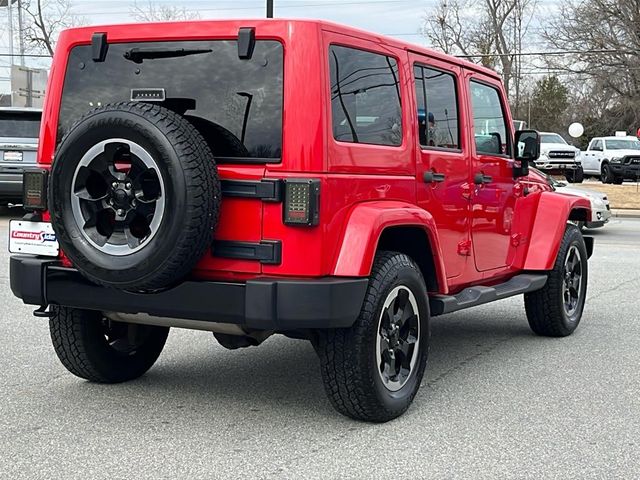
[123,47,213,64]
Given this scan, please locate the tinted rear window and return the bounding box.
[59,40,283,161]
[0,113,41,138]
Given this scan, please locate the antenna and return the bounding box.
[266,0,274,18]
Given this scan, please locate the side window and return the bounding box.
[329,45,402,146]
[470,81,510,156]
[414,65,460,149]
[593,140,603,151]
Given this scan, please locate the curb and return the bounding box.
[611,209,640,219]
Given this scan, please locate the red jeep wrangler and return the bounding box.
[10,20,593,422]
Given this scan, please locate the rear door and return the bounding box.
[467,76,516,272]
[582,139,602,174]
[58,39,285,277]
[410,53,471,279]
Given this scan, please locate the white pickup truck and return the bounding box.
[535,132,583,183]
[581,136,640,184]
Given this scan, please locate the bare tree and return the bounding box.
[542,0,640,135]
[22,0,83,56]
[131,1,200,22]
[422,0,537,111]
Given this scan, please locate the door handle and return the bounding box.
[474,173,493,185]
[423,171,446,184]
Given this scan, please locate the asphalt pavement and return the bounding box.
[1,208,639,479]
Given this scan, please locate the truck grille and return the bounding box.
[624,156,640,165]
[548,151,576,159]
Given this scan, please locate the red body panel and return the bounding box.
[520,192,591,271]
[39,19,583,296]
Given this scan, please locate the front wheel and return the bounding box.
[49,306,169,383]
[601,163,613,183]
[566,166,584,184]
[315,252,430,422]
[524,224,588,337]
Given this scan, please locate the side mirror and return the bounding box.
[514,130,540,178]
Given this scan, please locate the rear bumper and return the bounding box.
[10,256,369,330]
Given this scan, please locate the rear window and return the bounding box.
[0,112,41,138]
[59,40,284,161]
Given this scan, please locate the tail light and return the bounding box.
[283,179,320,226]
[23,170,49,211]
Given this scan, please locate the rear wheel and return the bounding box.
[524,224,588,337]
[315,252,430,422]
[49,306,169,383]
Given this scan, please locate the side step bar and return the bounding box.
[429,274,548,317]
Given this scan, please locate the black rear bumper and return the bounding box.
[10,256,369,330]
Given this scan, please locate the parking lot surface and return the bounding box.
[1,208,639,479]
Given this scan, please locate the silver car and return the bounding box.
[534,168,611,229]
[550,177,611,228]
[0,108,42,205]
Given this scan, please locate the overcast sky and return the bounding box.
[0,0,438,94]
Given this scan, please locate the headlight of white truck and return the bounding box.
[610,157,622,163]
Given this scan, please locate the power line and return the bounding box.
[72,0,419,16]
[457,49,635,58]
[0,53,51,58]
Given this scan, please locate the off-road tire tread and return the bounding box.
[49,306,169,383]
[51,102,220,290]
[524,224,586,337]
[316,252,427,422]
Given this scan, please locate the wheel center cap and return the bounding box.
[114,189,129,207]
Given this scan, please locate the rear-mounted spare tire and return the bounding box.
[49,102,221,291]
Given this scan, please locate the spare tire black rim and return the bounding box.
[70,138,165,256]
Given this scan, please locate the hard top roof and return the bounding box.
[60,18,501,80]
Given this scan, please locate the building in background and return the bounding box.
[10,65,47,108]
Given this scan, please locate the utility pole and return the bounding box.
[17,0,24,66]
[6,0,15,66]
[266,0,273,18]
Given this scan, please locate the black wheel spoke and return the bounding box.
[124,226,143,249]
[382,350,397,380]
[74,187,108,202]
[82,218,110,247]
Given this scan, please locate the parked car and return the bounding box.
[535,132,583,183]
[9,20,592,422]
[0,108,41,205]
[534,168,611,229]
[582,135,640,184]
